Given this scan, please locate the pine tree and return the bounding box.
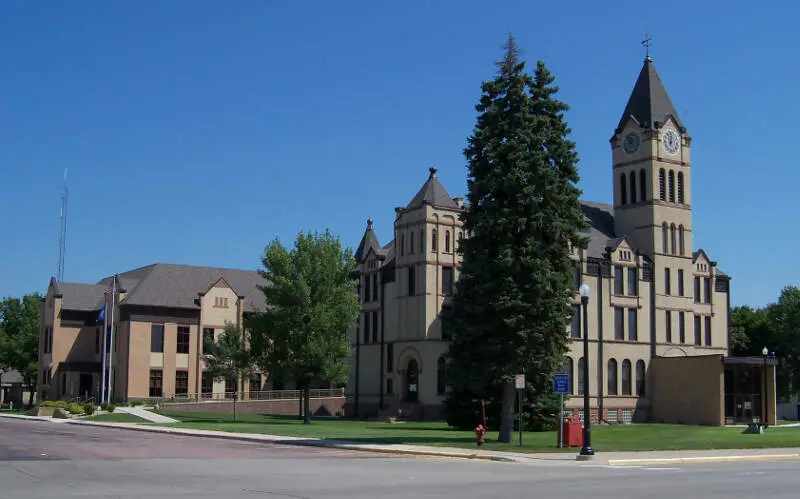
[444,35,587,442]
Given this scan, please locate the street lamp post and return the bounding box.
[578,283,594,458]
[762,346,769,429]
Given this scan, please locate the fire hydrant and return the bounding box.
[474,424,486,446]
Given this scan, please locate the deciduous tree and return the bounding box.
[203,323,254,421]
[0,294,42,407]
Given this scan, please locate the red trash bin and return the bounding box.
[557,416,584,447]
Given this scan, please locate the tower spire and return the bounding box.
[642,33,652,62]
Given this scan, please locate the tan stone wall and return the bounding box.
[650,354,724,425]
[161,396,345,417]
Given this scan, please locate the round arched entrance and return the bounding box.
[406,359,419,403]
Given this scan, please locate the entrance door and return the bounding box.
[79,374,93,399]
[406,359,419,403]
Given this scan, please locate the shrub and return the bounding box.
[83,403,95,415]
[107,404,116,413]
[100,402,108,411]
[130,400,143,406]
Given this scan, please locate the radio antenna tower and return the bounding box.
[56,169,68,282]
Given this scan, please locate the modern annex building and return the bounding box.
[346,55,778,426]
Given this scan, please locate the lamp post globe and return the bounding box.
[578,282,594,458]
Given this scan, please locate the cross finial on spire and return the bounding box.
[642,33,652,61]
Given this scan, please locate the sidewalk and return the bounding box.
[3,412,800,465]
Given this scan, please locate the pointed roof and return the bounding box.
[354,218,381,262]
[616,57,684,134]
[406,167,459,210]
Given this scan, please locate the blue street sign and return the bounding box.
[553,374,570,394]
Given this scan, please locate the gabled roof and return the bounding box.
[406,167,459,210]
[616,57,684,134]
[354,219,381,263]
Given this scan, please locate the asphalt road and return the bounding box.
[2,418,800,498]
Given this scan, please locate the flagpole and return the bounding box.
[106,275,116,405]
[100,302,108,404]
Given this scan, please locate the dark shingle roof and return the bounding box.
[109,263,267,313]
[354,219,381,263]
[616,58,683,133]
[1,369,23,384]
[406,167,459,210]
[56,282,108,311]
[580,201,616,258]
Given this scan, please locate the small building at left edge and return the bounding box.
[37,264,281,403]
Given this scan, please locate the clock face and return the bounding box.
[622,132,640,154]
[662,128,681,156]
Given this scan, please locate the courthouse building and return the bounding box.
[346,55,777,426]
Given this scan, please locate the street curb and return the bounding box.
[62,420,517,463]
[608,453,800,466]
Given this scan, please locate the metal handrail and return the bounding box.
[152,388,346,405]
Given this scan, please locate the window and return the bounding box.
[203,328,214,352]
[659,168,666,200]
[668,170,675,202]
[628,308,637,341]
[249,373,262,393]
[363,313,370,344]
[677,269,685,296]
[437,357,447,395]
[620,173,628,205]
[431,228,438,252]
[678,225,685,256]
[386,378,394,394]
[705,316,712,346]
[177,326,190,354]
[679,312,686,344]
[572,263,581,289]
[95,327,100,354]
[214,296,229,308]
[175,370,188,396]
[151,324,164,353]
[704,277,712,303]
[614,307,624,340]
[636,360,646,396]
[614,266,624,295]
[149,370,163,398]
[639,168,647,201]
[694,277,701,302]
[201,371,213,397]
[373,274,379,301]
[570,305,580,338]
[627,267,638,296]
[409,232,415,254]
[445,231,451,252]
[387,344,394,372]
[577,357,585,395]
[662,223,668,254]
[670,224,677,255]
[400,234,405,256]
[372,312,379,343]
[629,170,637,203]
[408,266,415,296]
[664,268,671,295]
[694,313,702,345]
[677,172,685,204]
[607,359,618,395]
[563,357,574,394]
[665,310,672,343]
[442,267,454,295]
[621,360,632,395]
[225,377,236,398]
[364,276,371,303]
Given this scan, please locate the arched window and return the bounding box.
[678,225,685,256]
[458,231,464,252]
[577,357,585,395]
[409,231,415,254]
[607,359,618,395]
[668,170,675,203]
[431,229,438,252]
[659,168,666,200]
[677,172,685,204]
[629,170,637,204]
[636,360,646,396]
[621,359,632,395]
[436,356,447,395]
[566,357,574,394]
[639,168,647,201]
[400,234,405,257]
[445,231,451,252]
[661,223,669,254]
[670,224,677,255]
[620,173,627,205]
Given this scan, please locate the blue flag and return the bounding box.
[96,304,106,324]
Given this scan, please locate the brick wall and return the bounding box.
[161,396,345,417]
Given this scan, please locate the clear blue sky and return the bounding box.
[1,0,796,308]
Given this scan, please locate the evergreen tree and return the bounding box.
[444,35,587,442]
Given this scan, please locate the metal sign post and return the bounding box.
[553,374,570,449]
[515,374,525,447]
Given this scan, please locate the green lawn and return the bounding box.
[85,412,151,423]
[157,411,800,453]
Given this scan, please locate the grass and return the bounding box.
[84,412,151,423]
[157,411,800,453]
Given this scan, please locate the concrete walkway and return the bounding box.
[115,406,179,424]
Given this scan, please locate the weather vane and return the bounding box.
[642,33,652,60]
